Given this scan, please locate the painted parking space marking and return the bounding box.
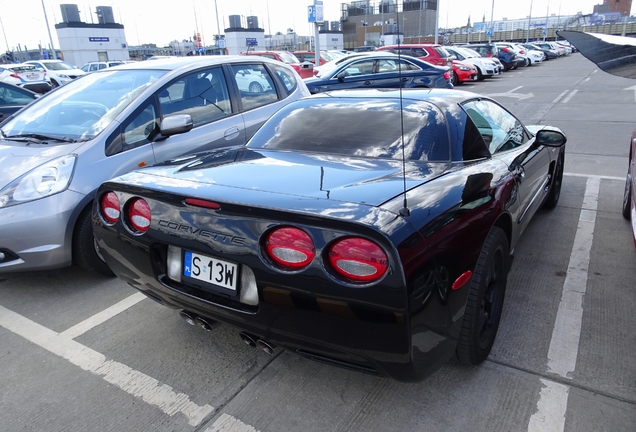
[0,303,214,426]
[60,292,146,339]
[527,379,569,432]
[561,89,578,103]
[527,176,601,431]
[552,90,569,104]
[205,413,259,432]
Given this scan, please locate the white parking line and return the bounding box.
[60,292,146,339]
[527,379,570,432]
[527,176,601,432]
[205,413,259,432]
[562,89,578,103]
[552,90,569,104]
[0,304,214,426]
[564,172,624,181]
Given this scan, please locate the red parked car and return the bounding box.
[240,51,314,79]
[451,60,478,85]
[376,44,452,67]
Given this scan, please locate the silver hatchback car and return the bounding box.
[0,56,309,275]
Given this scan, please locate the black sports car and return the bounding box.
[93,89,566,382]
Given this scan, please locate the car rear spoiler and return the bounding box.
[557,30,636,79]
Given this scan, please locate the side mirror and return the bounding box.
[160,114,193,137]
[535,127,567,147]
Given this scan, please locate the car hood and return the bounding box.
[119,147,450,208]
[0,140,83,189]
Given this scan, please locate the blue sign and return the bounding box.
[486,28,492,37]
[89,37,109,42]
[308,6,316,23]
[246,38,257,46]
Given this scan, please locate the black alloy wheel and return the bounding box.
[543,149,564,209]
[457,226,509,365]
[623,156,633,220]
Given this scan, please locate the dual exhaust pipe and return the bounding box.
[179,310,276,355]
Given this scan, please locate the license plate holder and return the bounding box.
[183,250,239,295]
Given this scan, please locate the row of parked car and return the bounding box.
[243,39,574,92]
[0,39,576,276]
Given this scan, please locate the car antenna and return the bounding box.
[396,11,410,217]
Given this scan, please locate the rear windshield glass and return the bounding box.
[248,97,450,162]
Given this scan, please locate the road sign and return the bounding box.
[246,38,257,46]
[308,1,323,23]
[486,28,493,37]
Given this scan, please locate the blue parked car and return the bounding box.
[303,54,452,94]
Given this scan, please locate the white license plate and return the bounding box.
[183,251,238,291]
[26,74,38,80]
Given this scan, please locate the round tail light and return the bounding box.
[264,226,315,270]
[100,191,120,224]
[126,198,151,234]
[327,237,388,283]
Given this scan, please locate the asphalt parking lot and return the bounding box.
[1,53,635,432]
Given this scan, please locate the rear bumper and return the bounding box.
[95,221,459,382]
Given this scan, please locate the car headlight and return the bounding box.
[57,74,70,79]
[0,155,76,208]
[458,66,472,71]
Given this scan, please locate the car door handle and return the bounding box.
[401,77,408,82]
[224,126,240,140]
[363,81,372,86]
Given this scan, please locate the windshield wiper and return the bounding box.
[3,133,76,143]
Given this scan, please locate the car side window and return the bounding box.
[377,59,421,72]
[0,84,35,106]
[123,102,158,149]
[105,100,159,156]
[159,67,231,126]
[342,59,375,77]
[462,99,529,154]
[231,64,278,111]
[270,64,298,95]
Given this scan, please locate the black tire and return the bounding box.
[248,82,263,93]
[457,226,508,365]
[622,157,632,220]
[450,71,458,86]
[50,79,59,88]
[543,149,564,209]
[476,68,484,81]
[72,208,115,277]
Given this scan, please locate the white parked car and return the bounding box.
[445,46,501,80]
[495,42,543,66]
[25,60,85,88]
[0,63,52,93]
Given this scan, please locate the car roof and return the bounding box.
[94,55,288,72]
[313,88,476,109]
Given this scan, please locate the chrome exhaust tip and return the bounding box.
[194,316,214,331]
[256,339,276,355]
[239,332,257,347]
[178,310,197,326]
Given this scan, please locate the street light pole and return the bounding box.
[489,0,495,44]
[526,0,533,43]
[40,0,57,59]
